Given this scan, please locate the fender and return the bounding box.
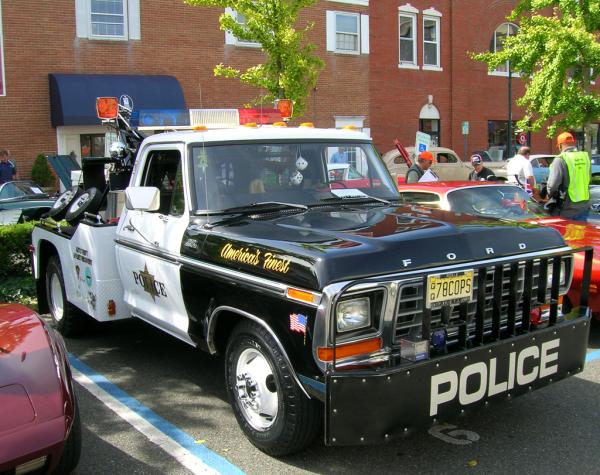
[207,305,310,399]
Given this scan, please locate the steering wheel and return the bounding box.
[329,181,349,189]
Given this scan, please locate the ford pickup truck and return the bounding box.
[31,98,593,456]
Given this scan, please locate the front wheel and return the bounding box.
[225,321,320,456]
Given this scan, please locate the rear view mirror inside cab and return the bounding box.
[125,187,160,211]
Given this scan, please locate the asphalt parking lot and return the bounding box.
[58,316,600,475]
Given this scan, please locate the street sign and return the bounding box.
[461,121,469,135]
[517,132,527,145]
[416,131,431,152]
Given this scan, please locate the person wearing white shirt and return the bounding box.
[506,146,535,193]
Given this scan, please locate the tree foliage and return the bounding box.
[185,0,324,117]
[472,0,600,149]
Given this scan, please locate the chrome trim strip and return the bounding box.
[115,238,179,264]
[206,305,310,399]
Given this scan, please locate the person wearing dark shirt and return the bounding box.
[0,149,17,184]
[467,153,495,181]
[405,150,437,183]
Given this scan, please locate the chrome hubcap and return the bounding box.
[50,273,64,322]
[235,348,278,431]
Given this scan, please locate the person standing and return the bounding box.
[330,147,349,164]
[405,150,438,183]
[467,153,496,181]
[506,146,535,194]
[546,132,591,221]
[0,149,17,184]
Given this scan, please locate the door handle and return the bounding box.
[158,214,169,223]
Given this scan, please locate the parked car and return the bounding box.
[0,181,56,223]
[382,146,507,182]
[396,181,600,319]
[0,304,81,474]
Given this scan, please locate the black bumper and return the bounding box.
[325,314,590,445]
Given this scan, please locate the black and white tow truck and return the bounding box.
[31,97,593,455]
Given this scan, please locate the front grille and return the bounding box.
[394,255,572,348]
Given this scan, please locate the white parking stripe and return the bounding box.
[72,366,226,475]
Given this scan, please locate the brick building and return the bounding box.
[0,0,370,180]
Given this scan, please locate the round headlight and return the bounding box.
[336,297,371,332]
[547,261,566,287]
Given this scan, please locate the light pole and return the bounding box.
[507,59,513,158]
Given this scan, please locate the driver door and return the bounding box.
[116,144,192,343]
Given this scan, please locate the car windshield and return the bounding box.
[447,185,546,219]
[0,181,47,200]
[190,142,399,213]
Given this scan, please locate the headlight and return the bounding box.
[336,297,371,332]
[547,260,566,287]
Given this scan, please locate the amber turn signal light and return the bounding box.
[318,337,382,362]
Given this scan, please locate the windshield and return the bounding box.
[0,181,46,200]
[447,185,546,219]
[190,142,399,212]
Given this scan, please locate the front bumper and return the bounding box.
[325,313,590,445]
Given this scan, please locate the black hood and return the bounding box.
[182,205,566,290]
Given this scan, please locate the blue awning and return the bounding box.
[49,74,186,127]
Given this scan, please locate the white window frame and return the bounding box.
[422,8,442,71]
[489,22,520,77]
[334,12,360,55]
[326,11,369,55]
[0,0,5,97]
[398,9,418,69]
[326,0,368,5]
[224,8,261,48]
[76,0,140,41]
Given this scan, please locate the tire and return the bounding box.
[65,187,104,224]
[225,321,320,456]
[52,398,82,474]
[44,188,82,221]
[46,255,82,337]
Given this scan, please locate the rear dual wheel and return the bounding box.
[225,321,320,456]
[46,255,82,337]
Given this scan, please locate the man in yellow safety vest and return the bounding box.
[546,132,591,221]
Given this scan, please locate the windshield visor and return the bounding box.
[190,142,399,213]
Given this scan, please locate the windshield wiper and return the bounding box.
[319,195,391,206]
[201,201,308,216]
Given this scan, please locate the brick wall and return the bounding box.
[0,0,369,179]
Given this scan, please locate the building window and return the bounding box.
[224,9,261,47]
[326,11,369,54]
[488,120,523,159]
[419,119,440,147]
[80,134,105,158]
[75,0,140,40]
[0,0,5,96]
[490,22,519,75]
[423,15,440,69]
[399,13,417,67]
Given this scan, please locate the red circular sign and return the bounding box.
[517,132,528,145]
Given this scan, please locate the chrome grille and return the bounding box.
[394,256,572,345]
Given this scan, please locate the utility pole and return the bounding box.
[507,59,513,158]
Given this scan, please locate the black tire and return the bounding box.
[225,321,320,456]
[44,188,82,221]
[65,187,104,224]
[46,255,82,337]
[52,398,82,474]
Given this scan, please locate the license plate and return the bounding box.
[425,270,474,309]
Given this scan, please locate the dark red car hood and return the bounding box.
[0,304,67,434]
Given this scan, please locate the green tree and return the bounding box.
[31,154,54,187]
[472,0,600,153]
[185,0,324,118]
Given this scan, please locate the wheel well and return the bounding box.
[36,240,58,314]
[212,310,245,355]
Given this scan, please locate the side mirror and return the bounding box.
[125,187,160,211]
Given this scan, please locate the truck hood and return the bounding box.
[184,205,566,290]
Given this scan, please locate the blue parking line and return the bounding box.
[586,349,600,363]
[68,354,245,475]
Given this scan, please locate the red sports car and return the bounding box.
[0,304,81,474]
[397,181,600,318]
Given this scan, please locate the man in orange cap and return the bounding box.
[405,150,437,183]
[546,132,591,220]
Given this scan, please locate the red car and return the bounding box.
[397,181,600,318]
[0,304,81,474]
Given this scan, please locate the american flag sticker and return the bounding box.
[290,313,307,334]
